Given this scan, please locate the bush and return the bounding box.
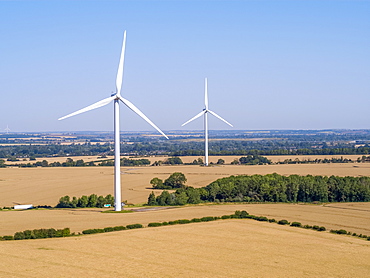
[126,224,143,229]
[290,222,302,227]
[191,218,202,222]
[104,227,114,232]
[330,229,347,235]
[254,216,268,222]
[318,226,326,231]
[337,229,347,235]
[268,218,276,223]
[178,219,191,224]
[148,222,163,227]
[278,220,290,225]
[303,225,313,229]
[113,226,126,231]
[234,210,249,218]
[61,228,71,237]
[2,235,14,240]
[312,225,320,230]
[168,220,179,225]
[14,232,25,240]
[200,216,215,222]
[221,215,232,219]
[82,228,104,234]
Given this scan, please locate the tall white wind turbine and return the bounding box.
[58,31,168,211]
[182,78,233,166]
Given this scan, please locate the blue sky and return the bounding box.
[1,0,369,132]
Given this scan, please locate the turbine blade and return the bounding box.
[181,110,205,126]
[119,97,169,139]
[204,78,208,110]
[208,110,233,127]
[58,96,115,120]
[116,30,127,96]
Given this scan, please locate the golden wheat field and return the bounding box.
[1,219,369,277]
[1,162,370,207]
[1,203,370,236]
[4,154,363,165]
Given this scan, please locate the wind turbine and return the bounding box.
[4,125,10,134]
[182,78,233,166]
[58,31,168,211]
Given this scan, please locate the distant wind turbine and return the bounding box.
[182,78,233,166]
[4,125,10,134]
[58,31,168,211]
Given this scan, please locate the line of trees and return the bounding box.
[1,139,370,159]
[275,156,370,164]
[231,155,272,165]
[171,147,370,156]
[13,228,71,240]
[56,194,114,208]
[10,157,151,168]
[2,209,369,241]
[148,173,370,206]
[5,154,370,169]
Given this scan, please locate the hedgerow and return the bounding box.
[1,210,367,242]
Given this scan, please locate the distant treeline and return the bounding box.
[276,156,370,164]
[3,155,370,169]
[172,147,370,156]
[3,157,151,168]
[1,140,370,158]
[148,173,370,206]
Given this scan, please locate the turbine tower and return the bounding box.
[182,78,233,166]
[58,31,168,211]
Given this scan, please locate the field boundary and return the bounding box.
[2,210,369,242]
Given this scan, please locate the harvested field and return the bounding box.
[0,219,369,277]
[1,160,370,277]
[129,154,364,164]
[2,154,364,165]
[1,163,370,207]
[4,155,114,165]
[1,203,370,236]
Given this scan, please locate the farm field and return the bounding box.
[1,163,370,207]
[145,154,364,164]
[2,154,364,165]
[1,202,370,236]
[1,218,369,277]
[1,158,370,277]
